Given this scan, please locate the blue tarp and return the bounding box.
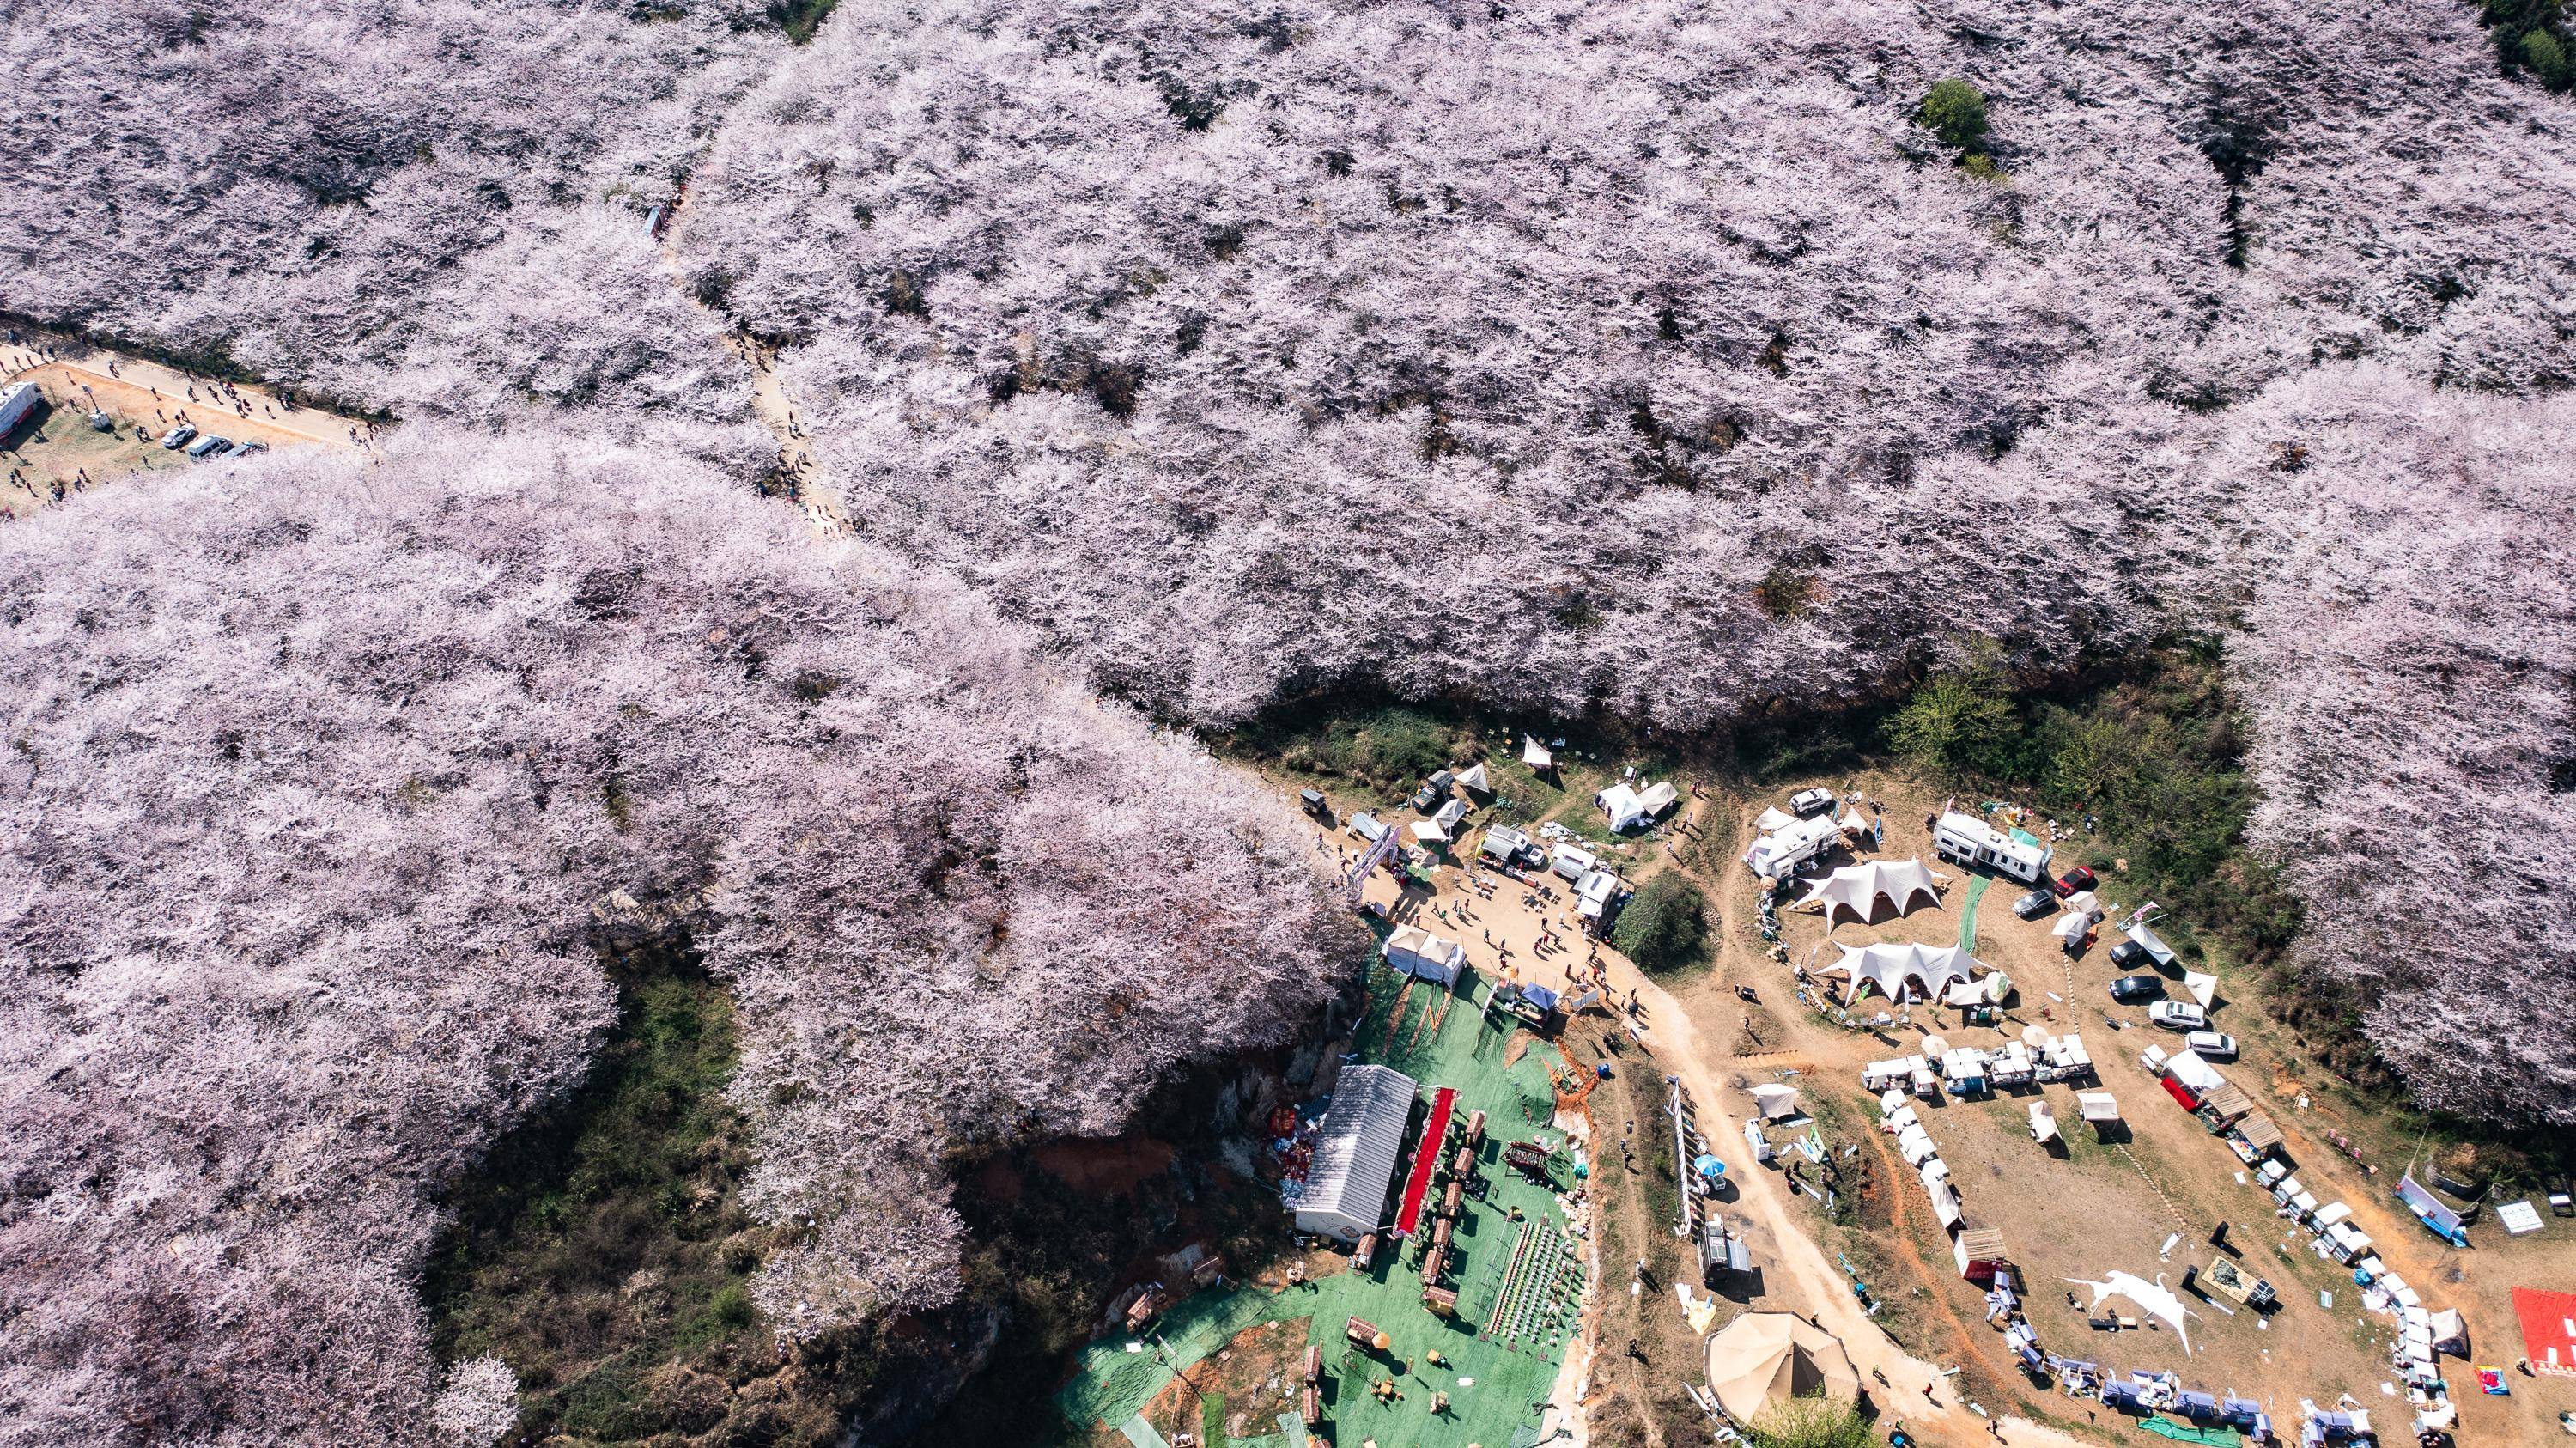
[1522,983,1560,1012]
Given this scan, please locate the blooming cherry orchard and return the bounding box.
[0,429,1350,1442]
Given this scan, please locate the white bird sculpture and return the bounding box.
[2066,1270,2200,1356]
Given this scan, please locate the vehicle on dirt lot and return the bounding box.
[2184,1030,2237,1059]
[186,434,230,458]
[2109,975,2162,1003]
[2052,866,2097,897]
[2013,887,2057,920]
[161,424,197,448]
[1408,770,1454,811]
[225,441,266,459]
[1789,787,1835,817]
[2149,1001,2208,1031]
[2107,940,2153,970]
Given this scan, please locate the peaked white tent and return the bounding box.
[1432,797,1468,834]
[1754,806,1797,834]
[1291,1063,1419,1241]
[1596,782,1649,832]
[1456,762,1492,794]
[1815,941,1988,1006]
[1795,859,1944,924]
[1634,781,1680,819]
[1750,1083,1801,1119]
[1382,926,1467,986]
[1522,735,1553,770]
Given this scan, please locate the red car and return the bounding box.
[2051,866,2096,897]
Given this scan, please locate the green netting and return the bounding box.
[1059,963,1582,1448]
[1958,873,1991,951]
[2140,1415,2239,1445]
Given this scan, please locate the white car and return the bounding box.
[2148,1001,2208,1032]
[2184,1030,2238,1060]
[1789,788,1835,817]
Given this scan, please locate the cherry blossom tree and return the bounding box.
[0,426,1352,1442]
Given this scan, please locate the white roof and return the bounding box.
[1751,1083,1800,1118]
[1457,762,1491,793]
[2162,1049,2224,1092]
[1383,925,1467,971]
[1754,806,1797,833]
[1795,859,1942,924]
[1596,783,1648,830]
[1934,812,2050,864]
[2078,1092,2122,1121]
[1297,1064,1419,1230]
[1551,843,1599,879]
[2124,922,2177,966]
[1815,941,1989,1006]
[2050,909,2091,940]
[1479,824,1530,860]
[2182,970,2217,1008]
[1522,735,1552,768]
[1744,814,1842,876]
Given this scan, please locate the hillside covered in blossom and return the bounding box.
[0,432,1349,1443]
[679,0,2576,1121]
[3,0,2576,1439]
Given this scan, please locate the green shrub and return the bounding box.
[1747,1394,1873,1448]
[1612,874,1708,975]
[1882,648,2015,782]
[2519,27,2570,86]
[1917,79,1990,152]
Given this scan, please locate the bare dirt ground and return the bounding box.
[3,338,361,519]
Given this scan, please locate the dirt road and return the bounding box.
[4,342,358,452]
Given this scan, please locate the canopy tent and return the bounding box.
[1795,859,1944,925]
[1521,735,1554,770]
[2161,1049,2224,1094]
[1836,806,1874,837]
[2198,1081,2253,1122]
[1754,806,1797,834]
[1701,1313,1862,1423]
[2182,970,2217,1008]
[1382,926,1467,987]
[2077,1091,2122,1123]
[1431,797,1468,833]
[1596,783,1650,832]
[2062,890,2100,917]
[2234,1112,2283,1153]
[1815,941,1990,1006]
[2124,922,2178,969]
[1944,972,2010,1007]
[2428,1307,2469,1354]
[1750,1083,1801,1120]
[1409,819,1448,845]
[2050,910,2093,942]
[1456,762,1492,794]
[2030,1101,2060,1144]
[1636,781,1680,819]
[1291,1064,1419,1241]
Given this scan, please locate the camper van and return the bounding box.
[1743,813,1840,879]
[1930,812,2052,884]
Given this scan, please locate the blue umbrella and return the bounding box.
[1694,1153,1726,1181]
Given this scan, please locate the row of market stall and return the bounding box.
[1861,1025,2099,1101]
[2140,1041,2467,1438]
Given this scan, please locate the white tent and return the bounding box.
[2063,890,2100,917]
[1836,806,1873,836]
[2050,910,2092,941]
[2161,1049,2224,1093]
[1432,797,1468,834]
[2182,970,2217,1008]
[1754,806,1797,834]
[1457,762,1492,794]
[1896,1124,1939,1165]
[1751,1083,1801,1120]
[1944,971,2010,1007]
[2077,1091,2122,1123]
[2427,1308,2469,1354]
[1596,783,1649,832]
[1795,859,1943,924]
[1410,819,1447,845]
[1291,1063,1419,1241]
[2124,922,2178,969]
[1635,781,1680,820]
[1382,926,1467,986]
[1815,941,1990,1006]
[1522,735,1553,770]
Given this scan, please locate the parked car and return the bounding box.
[2109,975,2163,1003]
[2149,1001,2209,1031]
[1789,787,1835,818]
[2052,866,2098,897]
[161,423,197,449]
[2107,940,2153,970]
[2184,1030,2238,1060]
[185,434,231,458]
[2013,887,2057,920]
[222,440,266,459]
[1408,770,1454,811]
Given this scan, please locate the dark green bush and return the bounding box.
[1613,874,1709,975]
[1917,79,1990,152]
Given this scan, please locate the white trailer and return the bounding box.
[1743,813,1840,879]
[1930,812,2053,883]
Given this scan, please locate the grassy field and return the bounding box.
[1,396,180,517]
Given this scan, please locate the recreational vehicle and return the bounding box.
[1930,812,2052,884]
